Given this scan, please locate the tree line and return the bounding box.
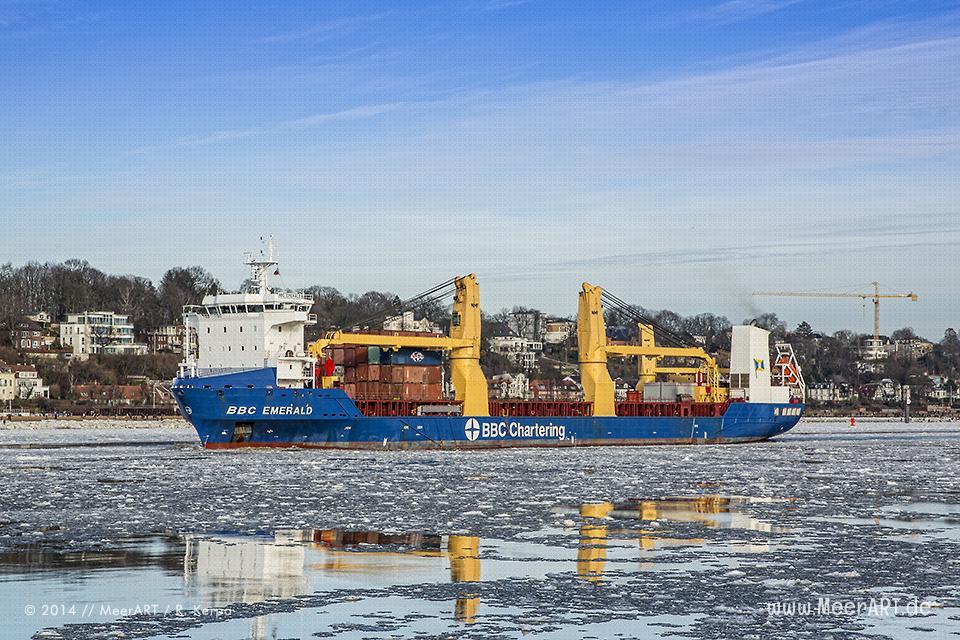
[0,260,220,340]
[2,259,958,395]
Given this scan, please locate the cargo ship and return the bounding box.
[172,243,805,449]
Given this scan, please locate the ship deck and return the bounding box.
[353,399,735,418]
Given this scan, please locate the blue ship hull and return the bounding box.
[172,368,803,449]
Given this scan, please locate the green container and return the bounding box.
[367,346,381,364]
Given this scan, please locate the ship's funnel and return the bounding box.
[729,325,772,402]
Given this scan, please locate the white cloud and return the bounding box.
[255,13,388,44]
[130,102,407,152]
[683,0,807,24]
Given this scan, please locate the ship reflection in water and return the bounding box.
[5,496,788,638]
[179,495,786,618]
[570,495,788,582]
[184,528,483,624]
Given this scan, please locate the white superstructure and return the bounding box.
[180,240,316,387]
[728,325,791,403]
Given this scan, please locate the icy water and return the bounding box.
[1,420,959,639]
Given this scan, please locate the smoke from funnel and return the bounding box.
[704,264,763,318]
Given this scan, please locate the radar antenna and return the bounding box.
[243,236,278,295]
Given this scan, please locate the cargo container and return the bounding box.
[380,348,443,367]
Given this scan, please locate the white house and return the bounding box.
[490,372,530,399]
[0,364,15,402]
[60,311,148,358]
[489,336,543,370]
[543,320,576,345]
[382,311,441,334]
[807,382,852,403]
[10,365,49,400]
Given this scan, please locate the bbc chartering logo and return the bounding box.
[464,418,480,441]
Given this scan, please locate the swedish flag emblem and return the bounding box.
[753,358,765,372]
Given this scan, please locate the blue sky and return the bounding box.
[2,1,958,337]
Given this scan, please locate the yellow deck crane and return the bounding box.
[307,274,489,416]
[753,282,917,355]
[577,283,724,417]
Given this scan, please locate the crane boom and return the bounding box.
[307,274,489,416]
[753,282,918,346]
[754,291,915,300]
[578,283,723,416]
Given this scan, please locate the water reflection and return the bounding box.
[0,534,185,575]
[184,533,309,605]
[5,497,789,637]
[563,496,791,581]
[576,502,611,582]
[559,495,789,533]
[182,529,484,624]
[448,535,480,623]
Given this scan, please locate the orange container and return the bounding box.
[424,367,442,385]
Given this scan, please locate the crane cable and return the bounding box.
[601,289,731,356]
[344,278,457,331]
[600,290,700,349]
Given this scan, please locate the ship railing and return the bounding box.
[615,401,730,418]
[489,400,593,417]
[177,362,198,379]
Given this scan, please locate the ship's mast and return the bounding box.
[244,236,277,295]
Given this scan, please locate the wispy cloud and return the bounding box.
[482,0,536,10]
[549,234,960,271]
[132,102,405,152]
[686,0,807,24]
[256,13,388,44]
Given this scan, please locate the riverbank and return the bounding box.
[0,412,182,423]
[0,417,190,430]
